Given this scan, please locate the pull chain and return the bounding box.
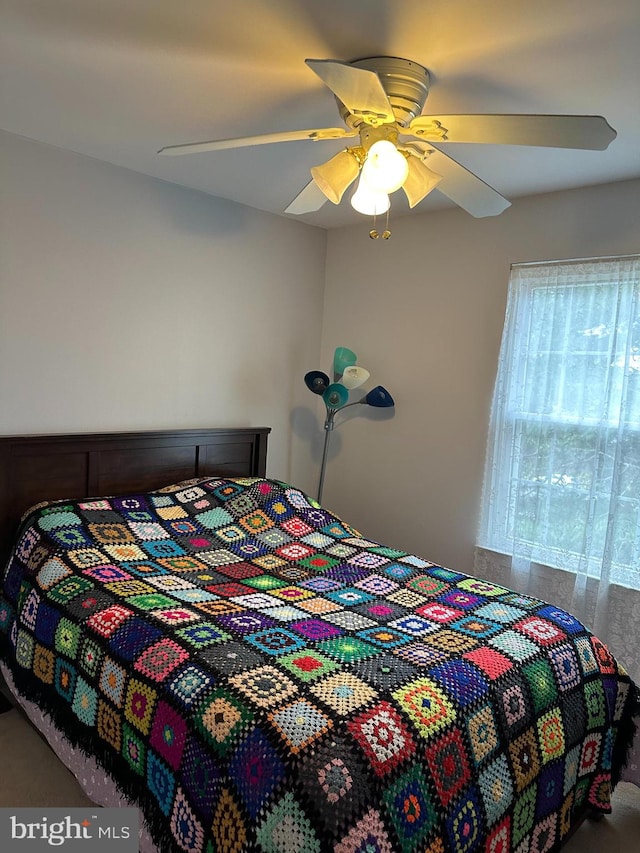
[369,210,378,240]
[369,207,391,240]
[382,206,391,240]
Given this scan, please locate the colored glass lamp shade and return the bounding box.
[341,365,370,389]
[333,347,357,377]
[304,370,330,395]
[323,383,349,409]
[364,386,395,407]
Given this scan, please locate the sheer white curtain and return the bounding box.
[475,256,640,682]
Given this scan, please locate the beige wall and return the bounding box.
[0,130,326,489]
[319,179,640,573]
[2,129,638,574]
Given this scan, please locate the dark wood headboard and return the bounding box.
[0,427,270,564]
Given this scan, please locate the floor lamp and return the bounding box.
[305,347,395,504]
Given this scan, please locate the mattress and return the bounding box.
[1,476,638,853]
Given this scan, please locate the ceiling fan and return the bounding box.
[158,56,617,220]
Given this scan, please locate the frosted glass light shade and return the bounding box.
[402,158,443,208]
[323,383,349,409]
[361,140,409,193]
[350,177,390,216]
[333,347,357,376]
[311,150,360,204]
[341,365,370,389]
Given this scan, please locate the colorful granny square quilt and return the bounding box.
[1,477,638,853]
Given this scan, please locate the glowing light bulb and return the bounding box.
[361,140,409,194]
[350,176,390,216]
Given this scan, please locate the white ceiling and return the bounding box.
[2,0,639,229]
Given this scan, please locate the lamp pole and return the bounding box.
[317,409,336,504]
[317,401,365,504]
[306,359,394,506]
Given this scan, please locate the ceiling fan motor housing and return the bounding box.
[340,57,431,128]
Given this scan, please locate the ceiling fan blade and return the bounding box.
[305,58,395,124]
[158,127,357,156]
[412,146,511,217]
[284,180,328,215]
[404,114,617,150]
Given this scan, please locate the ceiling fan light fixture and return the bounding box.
[310,148,361,204]
[402,156,443,208]
[361,140,409,194]
[158,55,618,224]
[350,175,390,216]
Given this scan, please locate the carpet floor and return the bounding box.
[1,694,639,851]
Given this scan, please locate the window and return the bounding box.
[478,256,640,589]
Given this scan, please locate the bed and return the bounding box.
[0,427,638,853]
